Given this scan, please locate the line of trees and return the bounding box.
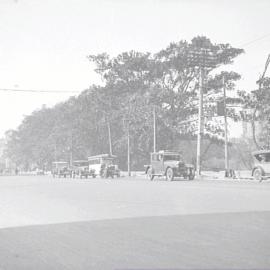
[5,36,248,171]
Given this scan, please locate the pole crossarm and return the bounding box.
[187,47,225,69]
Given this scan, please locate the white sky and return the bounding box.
[0,0,269,138]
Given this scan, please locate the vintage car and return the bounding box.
[35,168,45,175]
[100,163,121,178]
[145,150,195,181]
[72,160,96,179]
[251,150,270,181]
[88,154,120,178]
[51,161,72,178]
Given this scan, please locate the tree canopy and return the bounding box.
[238,75,270,149]
[4,36,244,170]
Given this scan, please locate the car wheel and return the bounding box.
[166,167,174,181]
[147,168,154,181]
[253,168,263,181]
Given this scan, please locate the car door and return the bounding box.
[151,153,161,174]
[155,153,165,174]
[159,154,165,174]
[262,153,270,175]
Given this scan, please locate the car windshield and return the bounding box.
[163,155,180,161]
[255,153,270,162]
[74,161,88,167]
[53,163,68,168]
[102,159,113,165]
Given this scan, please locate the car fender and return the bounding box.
[185,163,194,169]
[145,165,151,174]
[252,166,265,176]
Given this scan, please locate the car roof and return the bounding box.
[151,150,180,155]
[88,154,117,160]
[252,150,270,156]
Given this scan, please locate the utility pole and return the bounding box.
[257,54,270,90]
[69,132,73,167]
[107,118,112,156]
[196,67,204,178]
[123,118,131,177]
[70,150,73,167]
[188,47,218,178]
[54,143,57,162]
[104,113,113,156]
[153,106,156,152]
[223,76,229,176]
[127,120,131,177]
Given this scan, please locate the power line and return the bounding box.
[0,88,81,93]
[1,34,270,95]
[239,33,270,48]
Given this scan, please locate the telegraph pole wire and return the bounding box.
[0,88,80,93]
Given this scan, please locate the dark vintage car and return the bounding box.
[145,150,195,181]
[100,163,120,178]
[72,160,96,179]
[52,161,72,178]
[251,150,270,181]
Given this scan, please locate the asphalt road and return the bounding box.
[0,175,270,269]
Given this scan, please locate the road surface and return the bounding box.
[0,175,270,269]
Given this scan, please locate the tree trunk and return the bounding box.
[251,106,262,150]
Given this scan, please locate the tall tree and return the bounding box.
[5,36,244,170]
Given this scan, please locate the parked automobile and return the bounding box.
[35,168,45,175]
[251,150,270,181]
[72,160,96,178]
[51,161,72,178]
[100,163,120,178]
[88,154,120,178]
[145,150,195,181]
